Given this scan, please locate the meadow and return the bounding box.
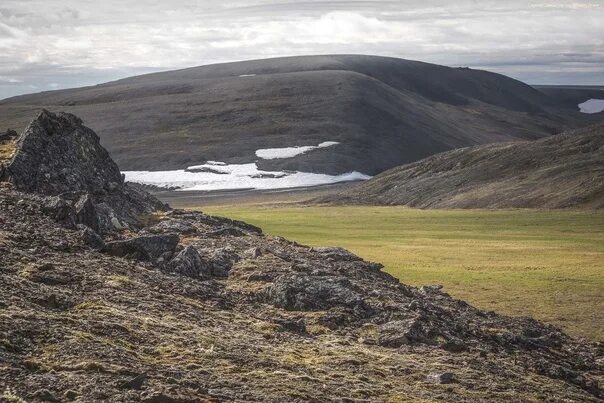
[201,205,604,340]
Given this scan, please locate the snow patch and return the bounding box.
[124,161,369,192]
[578,99,604,114]
[256,141,339,160]
[238,74,257,77]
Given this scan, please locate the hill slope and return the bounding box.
[1,112,602,402]
[1,55,601,176]
[317,124,604,208]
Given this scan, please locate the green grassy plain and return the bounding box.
[202,205,604,340]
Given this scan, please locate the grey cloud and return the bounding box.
[0,0,602,99]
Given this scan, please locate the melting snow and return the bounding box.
[238,74,257,77]
[578,99,604,114]
[124,161,369,191]
[256,141,340,159]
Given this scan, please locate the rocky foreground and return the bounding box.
[0,111,602,402]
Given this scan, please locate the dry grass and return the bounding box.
[0,141,16,162]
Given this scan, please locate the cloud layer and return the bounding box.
[1,0,602,98]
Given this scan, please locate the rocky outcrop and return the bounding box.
[2,110,122,195]
[0,110,167,233]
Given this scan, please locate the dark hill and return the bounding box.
[317,124,604,209]
[1,55,601,175]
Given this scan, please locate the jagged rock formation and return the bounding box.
[0,111,602,402]
[318,123,604,209]
[0,110,166,234]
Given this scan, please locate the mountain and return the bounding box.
[317,124,604,209]
[1,112,601,402]
[1,55,601,176]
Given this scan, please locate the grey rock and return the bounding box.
[78,224,105,250]
[166,245,210,279]
[312,246,362,261]
[440,338,467,353]
[120,373,147,390]
[426,372,454,384]
[41,196,75,227]
[104,234,179,261]
[378,318,433,347]
[2,110,123,195]
[149,219,197,235]
[32,388,58,402]
[208,226,246,237]
[268,274,365,311]
[1,110,168,234]
[74,193,99,232]
[201,247,240,277]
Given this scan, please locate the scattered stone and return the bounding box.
[74,193,99,231]
[245,247,263,259]
[312,246,362,261]
[104,234,179,261]
[149,219,197,235]
[32,389,58,402]
[78,224,105,250]
[268,274,366,312]
[166,245,210,278]
[41,196,75,227]
[208,226,246,237]
[120,372,147,390]
[378,318,433,347]
[441,338,467,353]
[426,372,455,384]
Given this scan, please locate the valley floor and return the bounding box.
[188,203,604,341]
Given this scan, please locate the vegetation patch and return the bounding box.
[203,205,604,340]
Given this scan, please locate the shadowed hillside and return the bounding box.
[1,55,601,175]
[317,124,604,208]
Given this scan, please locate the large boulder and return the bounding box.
[0,110,168,233]
[1,110,123,195]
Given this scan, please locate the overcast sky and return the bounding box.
[1,0,602,99]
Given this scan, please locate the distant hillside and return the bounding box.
[0,55,601,175]
[317,124,604,209]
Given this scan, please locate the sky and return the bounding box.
[0,0,603,99]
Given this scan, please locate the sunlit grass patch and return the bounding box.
[202,205,604,340]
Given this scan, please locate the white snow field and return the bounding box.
[255,141,339,159]
[124,161,369,191]
[578,99,604,114]
[124,141,368,191]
